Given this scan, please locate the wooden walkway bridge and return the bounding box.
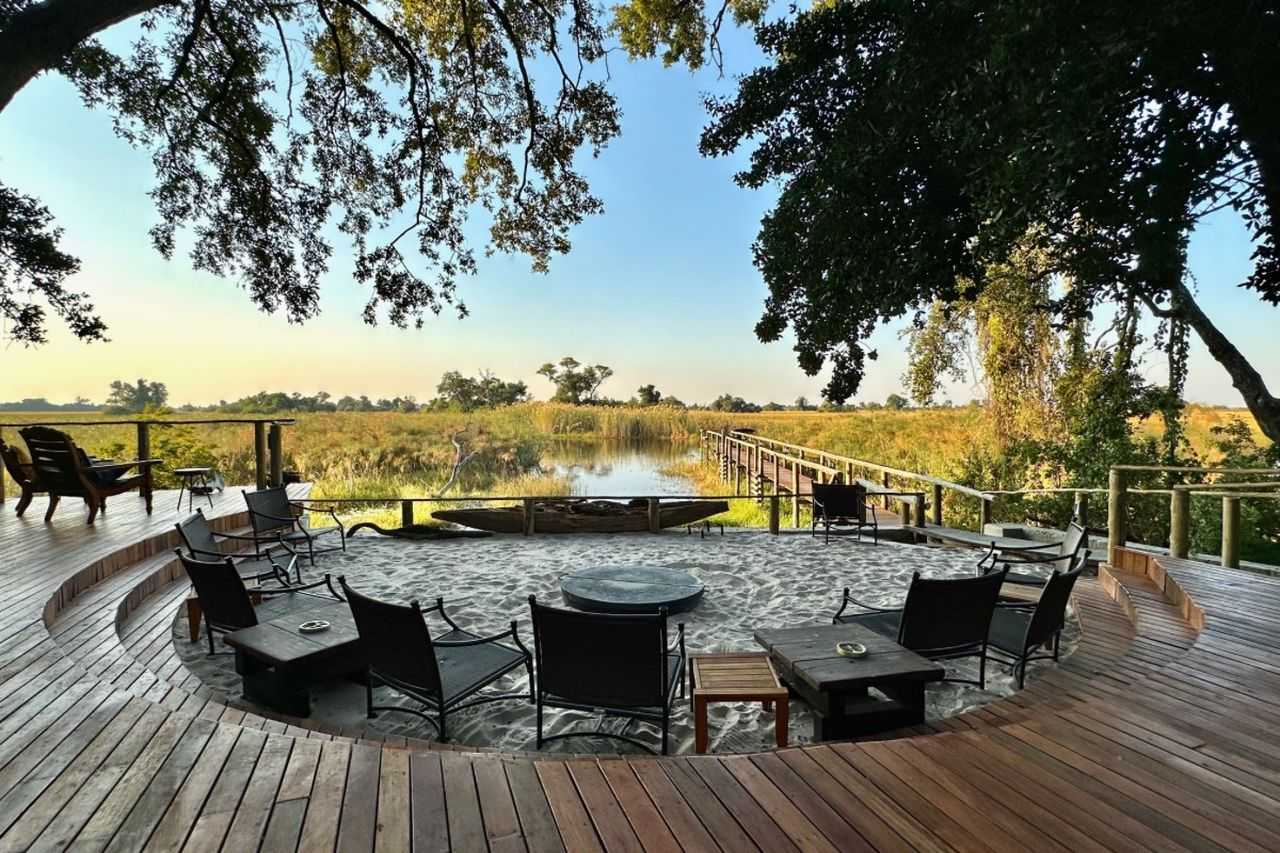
[1,486,1279,850]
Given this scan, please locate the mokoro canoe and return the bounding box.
[431,499,730,534]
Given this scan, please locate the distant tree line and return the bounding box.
[4,364,922,414]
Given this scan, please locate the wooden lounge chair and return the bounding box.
[243,486,346,564]
[176,550,342,655]
[833,569,1008,689]
[978,522,1089,587]
[176,509,298,585]
[811,482,878,544]
[528,595,687,754]
[987,554,1087,687]
[19,426,160,523]
[1,438,45,517]
[339,577,532,742]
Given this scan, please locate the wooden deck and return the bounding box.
[1,489,1279,851]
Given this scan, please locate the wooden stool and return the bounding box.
[690,652,789,754]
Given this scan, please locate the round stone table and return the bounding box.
[560,565,705,614]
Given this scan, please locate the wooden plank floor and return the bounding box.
[1,489,1277,851]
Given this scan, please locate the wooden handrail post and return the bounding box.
[769,495,780,534]
[268,424,283,487]
[900,499,911,525]
[914,494,926,527]
[1074,492,1089,529]
[1107,467,1127,564]
[254,422,267,490]
[980,497,993,531]
[792,463,801,527]
[733,446,741,495]
[647,498,660,533]
[882,473,891,509]
[1221,496,1240,569]
[1169,489,1190,559]
[136,422,152,502]
[522,498,535,535]
[401,500,414,528]
[931,484,943,526]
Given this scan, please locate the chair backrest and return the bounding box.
[1024,552,1088,650]
[176,551,258,631]
[19,426,96,495]
[243,487,296,536]
[898,569,1007,656]
[528,597,670,710]
[1058,522,1087,558]
[176,510,220,557]
[339,578,445,696]
[812,483,868,523]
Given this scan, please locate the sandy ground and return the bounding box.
[175,529,1078,754]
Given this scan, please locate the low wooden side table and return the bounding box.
[690,652,789,754]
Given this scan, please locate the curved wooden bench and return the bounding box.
[5,491,1279,852]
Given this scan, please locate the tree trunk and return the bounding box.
[1171,279,1280,444]
[0,0,174,112]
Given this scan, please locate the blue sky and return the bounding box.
[0,19,1274,408]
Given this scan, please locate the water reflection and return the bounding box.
[539,440,696,496]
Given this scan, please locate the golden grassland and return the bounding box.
[1,402,1265,529]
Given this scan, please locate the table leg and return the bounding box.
[774,698,788,748]
[880,681,927,725]
[694,696,709,754]
[186,598,202,643]
[176,479,185,512]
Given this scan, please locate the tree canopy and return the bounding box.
[701,0,1280,440]
[103,377,168,413]
[0,0,764,344]
[536,356,612,404]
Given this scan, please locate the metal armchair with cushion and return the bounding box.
[811,482,878,544]
[978,522,1088,587]
[19,426,159,523]
[176,550,342,656]
[527,596,687,755]
[833,569,1008,689]
[243,486,345,565]
[176,509,299,586]
[339,577,532,742]
[987,553,1087,687]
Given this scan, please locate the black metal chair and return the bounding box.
[978,522,1088,586]
[176,509,298,586]
[243,487,345,565]
[175,551,342,656]
[833,569,1008,688]
[811,482,878,544]
[527,596,686,754]
[987,553,1087,687]
[339,577,532,742]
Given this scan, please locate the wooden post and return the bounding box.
[882,473,892,509]
[792,462,801,527]
[980,497,993,531]
[774,455,780,496]
[1074,492,1090,529]
[268,424,283,487]
[1221,496,1240,569]
[931,484,943,527]
[136,422,152,503]
[733,446,741,495]
[254,422,267,490]
[522,498,535,535]
[769,495,780,534]
[1169,489,1190,559]
[647,498,660,533]
[900,500,911,525]
[914,494,926,528]
[401,500,414,528]
[1107,467,1127,565]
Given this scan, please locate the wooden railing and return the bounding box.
[703,429,987,530]
[0,417,294,502]
[1108,465,1280,569]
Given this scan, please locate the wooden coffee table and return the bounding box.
[689,653,789,754]
[224,600,365,717]
[755,624,945,741]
